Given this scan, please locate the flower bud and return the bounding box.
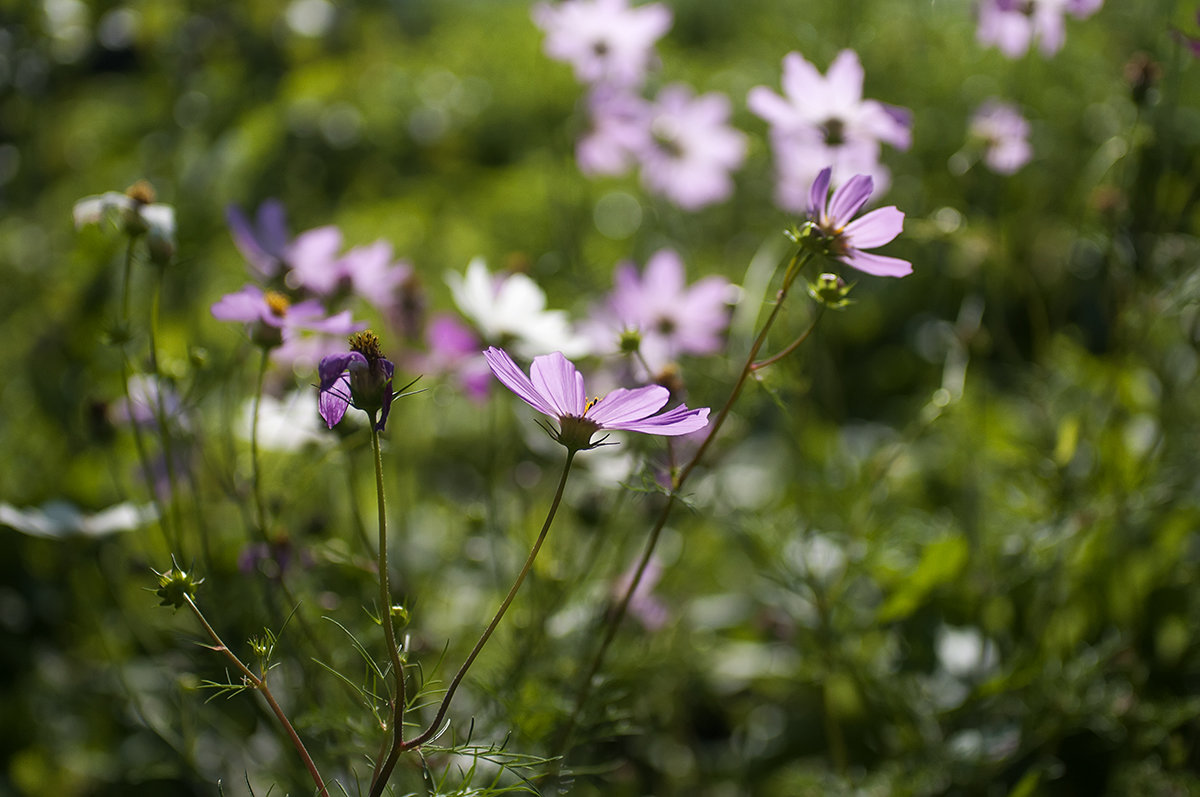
[154,563,203,609]
[807,272,855,310]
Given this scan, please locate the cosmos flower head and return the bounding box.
[590,248,734,371]
[977,0,1104,58]
[748,50,911,211]
[211,284,364,349]
[74,180,176,264]
[484,347,709,452]
[448,257,591,359]
[803,166,911,278]
[969,100,1033,174]
[227,199,292,282]
[317,331,397,431]
[532,0,672,89]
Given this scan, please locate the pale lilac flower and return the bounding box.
[418,314,492,400]
[806,167,910,278]
[577,88,652,176]
[977,0,1103,58]
[113,375,187,432]
[1,500,157,540]
[748,50,911,211]
[532,0,672,89]
[227,199,291,281]
[638,84,746,210]
[211,284,364,348]
[484,347,709,452]
[291,234,413,311]
[447,257,591,358]
[614,555,669,631]
[969,100,1032,174]
[318,331,396,431]
[590,248,734,369]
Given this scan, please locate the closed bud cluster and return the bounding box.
[154,564,203,609]
[807,272,855,310]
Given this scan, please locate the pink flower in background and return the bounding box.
[977,0,1103,58]
[532,0,672,89]
[969,100,1032,174]
[590,248,734,370]
[637,84,747,210]
[419,314,492,400]
[484,347,709,452]
[614,555,669,631]
[211,284,364,349]
[749,49,911,211]
[807,167,910,278]
[227,200,291,282]
[577,88,652,176]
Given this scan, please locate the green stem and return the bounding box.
[184,595,329,797]
[147,271,184,555]
[752,306,824,371]
[369,450,577,796]
[250,347,270,541]
[369,425,408,796]
[554,249,814,763]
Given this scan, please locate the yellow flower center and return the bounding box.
[265,291,290,318]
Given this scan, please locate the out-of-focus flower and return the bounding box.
[238,391,333,451]
[613,554,669,631]
[1173,11,1200,57]
[227,199,292,282]
[968,100,1032,174]
[418,314,492,400]
[318,331,396,431]
[74,181,176,264]
[936,625,999,678]
[977,0,1103,58]
[748,50,911,210]
[804,166,910,277]
[112,374,187,431]
[484,347,709,452]
[637,84,746,210]
[532,0,672,89]
[211,284,364,348]
[447,257,591,358]
[0,500,157,539]
[590,248,734,370]
[292,235,413,313]
[577,88,652,176]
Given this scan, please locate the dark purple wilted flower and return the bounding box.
[484,347,709,452]
[318,331,396,431]
[532,0,672,89]
[805,166,910,278]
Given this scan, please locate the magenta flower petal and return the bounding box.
[319,374,352,428]
[530,352,587,416]
[843,206,904,249]
[482,347,560,417]
[484,346,709,451]
[587,386,669,426]
[826,174,874,225]
[316,334,396,431]
[608,403,710,435]
[808,167,833,219]
[842,250,913,278]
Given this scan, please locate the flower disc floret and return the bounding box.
[483,347,709,452]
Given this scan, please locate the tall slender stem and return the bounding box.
[250,347,270,541]
[369,451,577,797]
[369,426,408,795]
[554,250,814,764]
[183,595,329,797]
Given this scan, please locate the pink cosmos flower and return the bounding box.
[484,347,709,452]
[227,200,291,282]
[589,248,734,369]
[211,284,364,348]
[969,100,1032,174]
[532,0,672,89]
[807,167,910,278]
[577,88,653,176]
[637,84,747,210]
[977,0,1103,58]
[749,49,911,211]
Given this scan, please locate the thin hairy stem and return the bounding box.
[184,595,329,796]
[250,347,270,542]
[554,249,814,765]
[369,451,577,796]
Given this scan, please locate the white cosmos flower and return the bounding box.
[447,257,590,359]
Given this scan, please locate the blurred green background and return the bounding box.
[3,0,1200,795]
